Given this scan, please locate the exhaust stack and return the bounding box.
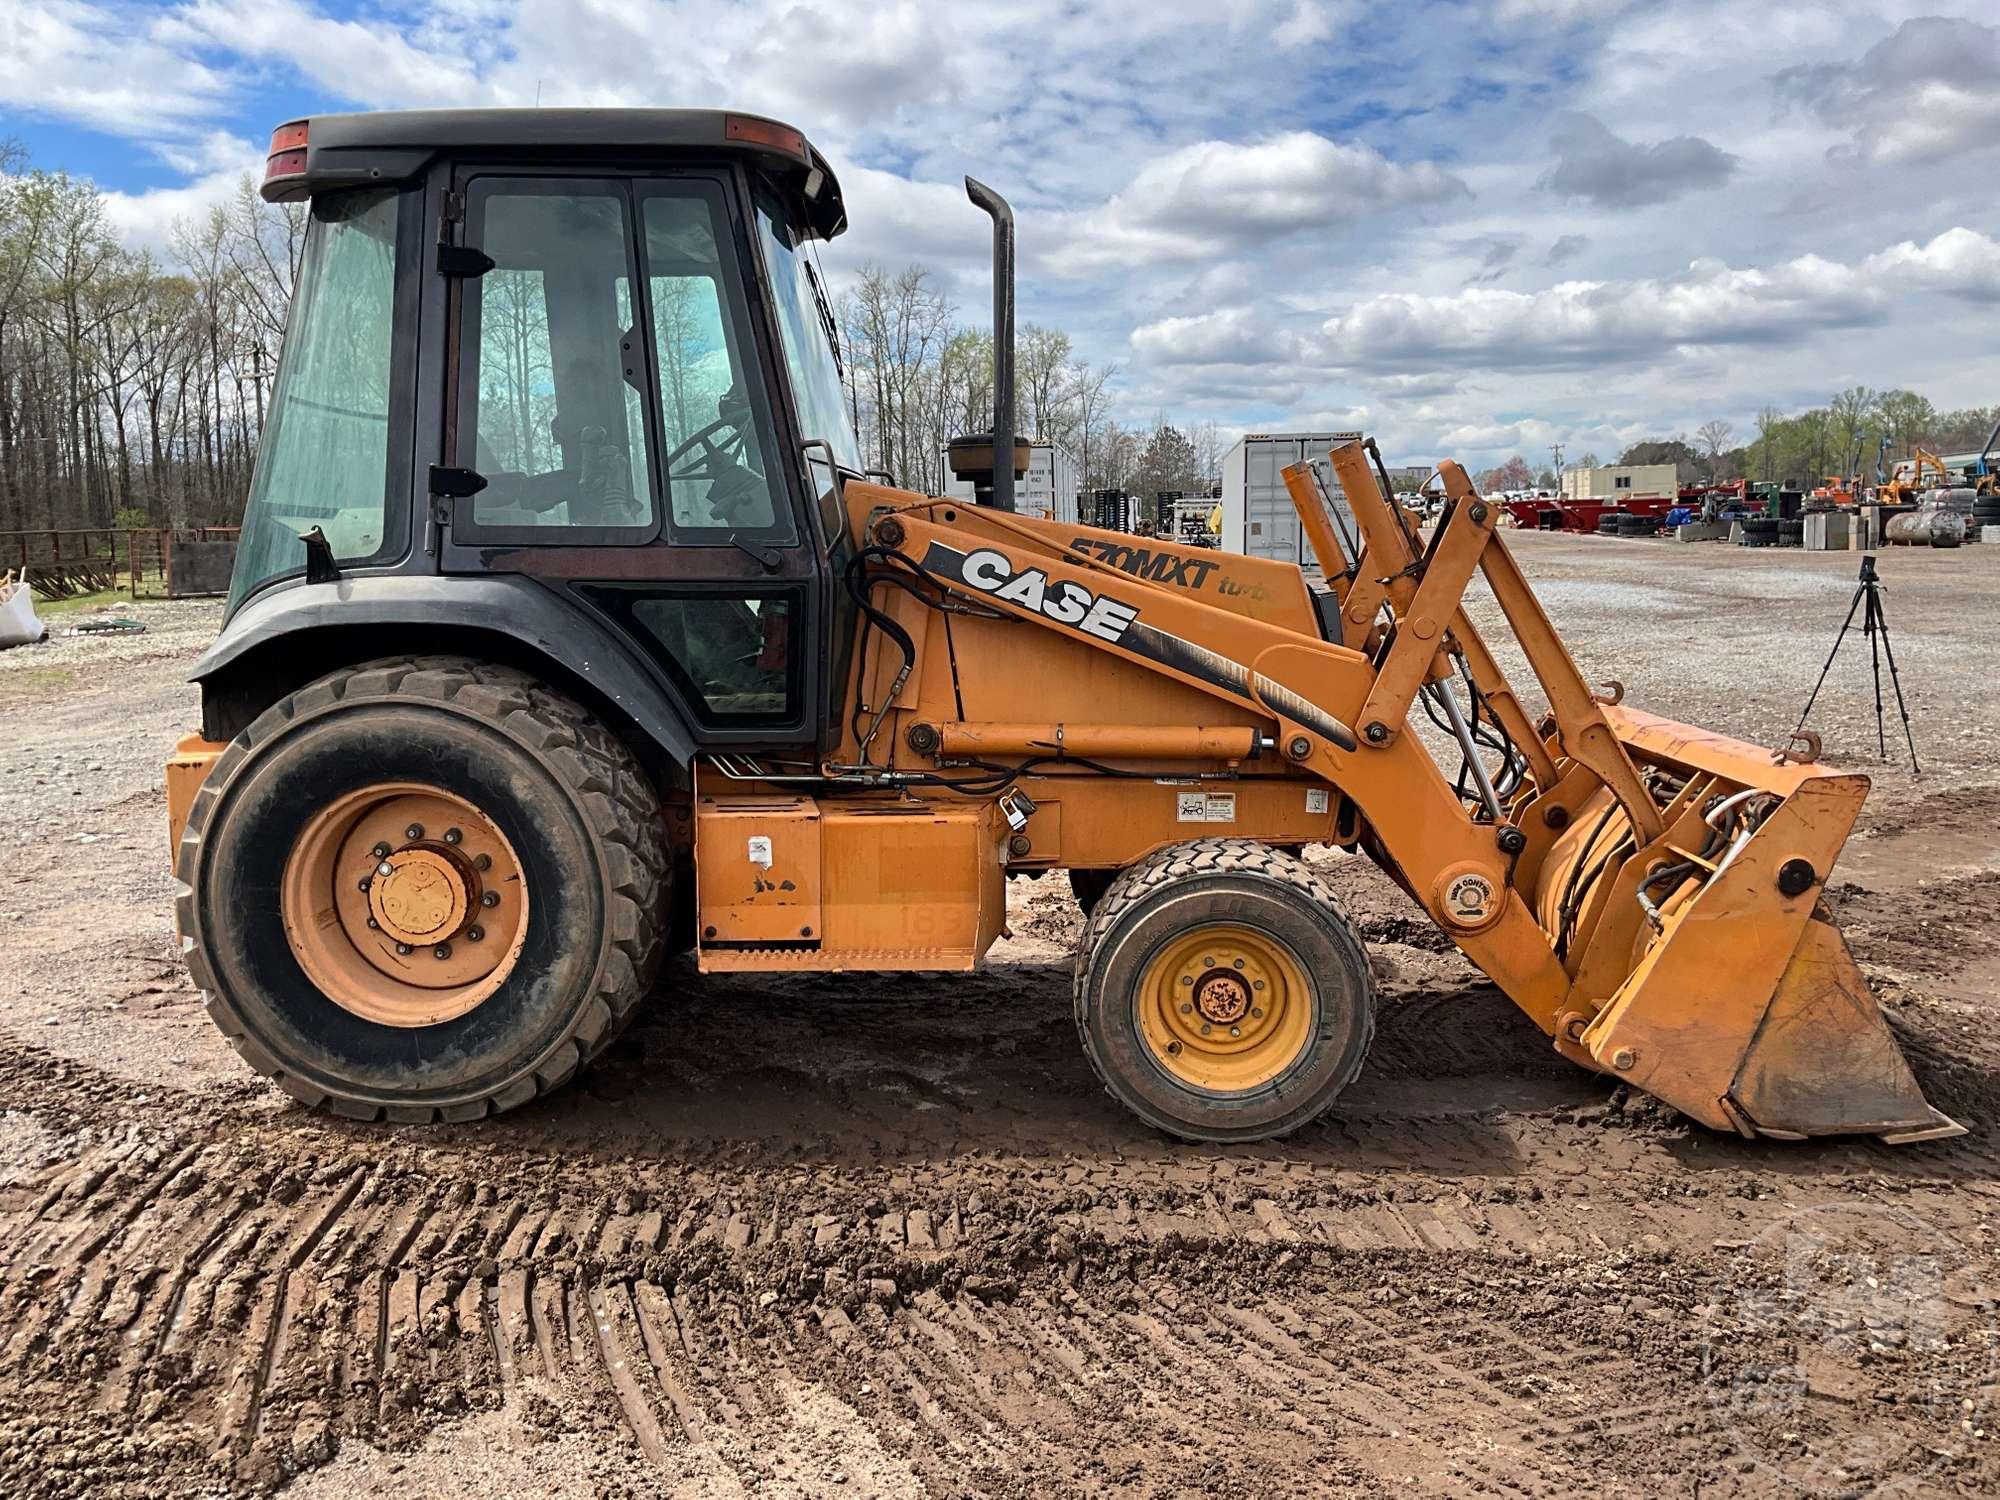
[964,176,1016,512]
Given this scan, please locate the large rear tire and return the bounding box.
[176,656,668,1122]
[1073,839,1374,1143]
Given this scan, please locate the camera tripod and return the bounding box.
[1793,554,1920,776]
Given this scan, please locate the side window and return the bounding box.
[579,585,800,725]
[461,181,655,534]
[639,187,789,538]
[230,187,406,611]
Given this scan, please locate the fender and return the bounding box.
[192,573,699,766]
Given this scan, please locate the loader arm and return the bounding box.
[848,446,1960,1145]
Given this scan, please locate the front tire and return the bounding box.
[1073,839,1374,1143]
[176,656,668,1122]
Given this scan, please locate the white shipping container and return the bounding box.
[937,440,1079,526]
[1218,433,1362,567]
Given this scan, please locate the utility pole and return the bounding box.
[1550,442,1564,495]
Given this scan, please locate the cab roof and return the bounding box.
[261,108,846,239]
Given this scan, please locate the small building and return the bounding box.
[938,439,1080,526]
[1560,463,1677,501]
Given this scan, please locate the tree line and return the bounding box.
[0,140,302,537]
[1478,387,1997,496]
[835,262,1221,500]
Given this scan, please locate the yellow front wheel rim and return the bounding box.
[1135,922,1314,1092]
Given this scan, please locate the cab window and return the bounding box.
[579,585,800,725]
[753,185,861,480]
[460,181,654,534]
[639,185,790,539]
[228,187,407,611]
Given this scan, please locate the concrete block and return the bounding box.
[1674,521,1731,542]
[1804,512,1850,551]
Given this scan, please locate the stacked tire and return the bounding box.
[1778,519,1804,548]
[1974,490,2000,539]
[1616,513,1660,538]
[1595,513,1620,536]
[1741,517,1780,547]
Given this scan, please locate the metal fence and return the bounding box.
[0,527,240,598]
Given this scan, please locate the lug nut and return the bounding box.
[405,823,424,840]
[1180,1002,1193,1014]
[366,918,379,930]
[1253,980,1265,991]
[474,853,492,871]
[395,943,412,956]
[467,926,484,943]
[1180,975,1193,986]
[377,862,394,878]
[1202,956,1215,967]
[1251,1007,1263,1019]
[433,943,452,960]
[480,890,499,908]
[1166,1041,1182,1055]
[444,827,462,844]
[1232,958,1245,969]
[371,842,391,859]
[1229,1026,1242,1038]
[1200,1023,1212,1036]
[358,877,371,892]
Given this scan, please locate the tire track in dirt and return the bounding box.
[3,1056,1996,1496]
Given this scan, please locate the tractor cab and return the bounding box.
[213,109,863,759]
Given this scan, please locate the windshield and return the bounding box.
[753,186,861,481]
[228,188,406,613]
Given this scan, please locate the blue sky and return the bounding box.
[3,0,1997,468]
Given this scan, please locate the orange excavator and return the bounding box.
[1879,446,1951,505]
[162,108,1958,1145]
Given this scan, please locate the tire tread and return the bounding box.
[1070,838,1375,1142]
[177,653,669,1123]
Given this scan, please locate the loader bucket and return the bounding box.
[1532,705,1962,1144]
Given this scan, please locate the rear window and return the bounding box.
[228,188,407,612]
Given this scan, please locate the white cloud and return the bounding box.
[0,0,236,137]
[98,131,264,250]
[157,0,489,108]
[1272,0,1345,46]
[1314,228,2000,371]
[1131,306,1300,364]
[1049,131,1469,272]
[1775,16,2000,168]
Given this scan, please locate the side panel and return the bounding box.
[692,796,1006,971]
[694,796,822,942]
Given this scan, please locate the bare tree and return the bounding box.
[1695,418,1733,480]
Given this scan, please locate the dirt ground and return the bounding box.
[0,533,1996,1498]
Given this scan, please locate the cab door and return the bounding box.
[438,165,823,748]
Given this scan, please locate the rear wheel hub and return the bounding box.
[281,783,528,1028]
[370,847,470,944]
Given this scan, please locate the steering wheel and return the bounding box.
[666,412,752,482]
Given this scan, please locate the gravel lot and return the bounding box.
[0,533,1996,1498]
